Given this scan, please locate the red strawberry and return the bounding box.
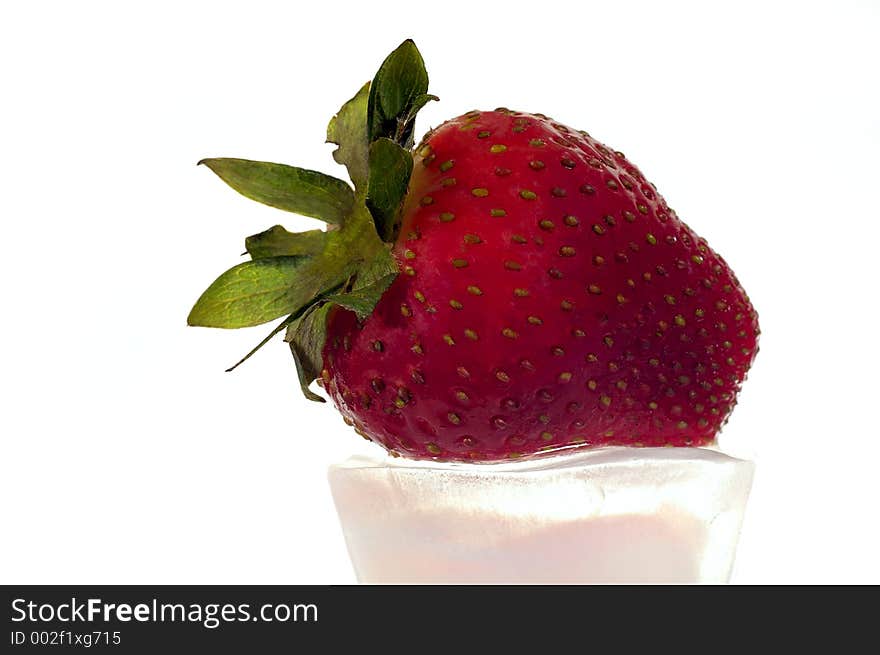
[189,40,758,462]
[321,109,758,461]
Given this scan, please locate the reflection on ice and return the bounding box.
[329,447,754,583]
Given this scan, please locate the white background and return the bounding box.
[1,1,878,584]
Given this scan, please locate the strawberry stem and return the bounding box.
[189,39,437,401]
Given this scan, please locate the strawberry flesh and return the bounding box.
[323,110,759,462]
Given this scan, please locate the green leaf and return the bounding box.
[325,274,396,319]
[199,158,354,224]
[281,246,396,402]
[189,199,390,329]
[187,254,349,329]
[405,93,439,120]
[365,138,413,243]
[326,82,371,190]
[368,39,429,144]
[326,247,398,318]
[220,229,382,373]
[396,93,439,147]
[209,238,390,382]
[283,246,395,400]
[188,256,309,328]
[353,244,399,288]
[245,226,327,259]
[285,302,334,402]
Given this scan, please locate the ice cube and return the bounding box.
[328,447,754,583]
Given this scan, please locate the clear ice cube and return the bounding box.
[328,447,754,583]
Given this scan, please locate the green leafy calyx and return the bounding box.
[188,39,435,401]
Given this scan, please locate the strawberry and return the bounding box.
[189,40,758,462]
